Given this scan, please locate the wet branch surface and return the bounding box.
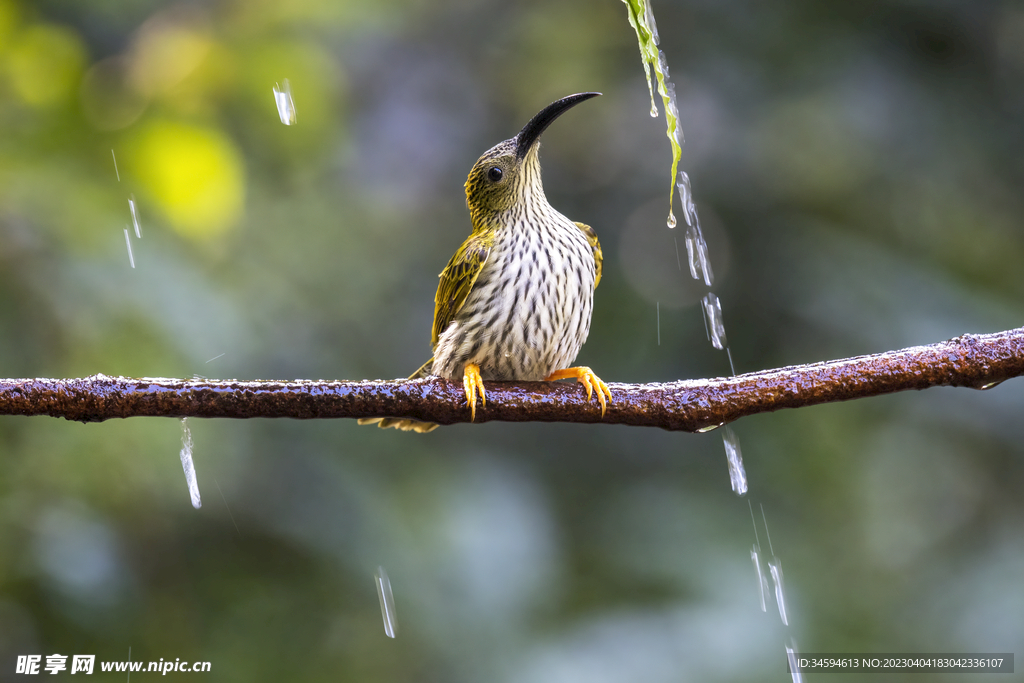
[1,328,1021,432]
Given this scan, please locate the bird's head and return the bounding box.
[464,92,600,223]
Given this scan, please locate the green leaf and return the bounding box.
[622,0,682,228]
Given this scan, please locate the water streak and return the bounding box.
[123,228,135,269]
[129,195,142,238]
[723,426,747,496]
[750,545,768,612]
[701,293,727,350]
[679,172,714,286]
[643,0,659,45]
[761,503,775,555]
[786,643,803,683]
[656,302,660,346]
[179,418,202,509]
[111,149,120,181]
[374,566,398,638]
[658,51,682,148]
[273,79,296,125]
[769,558,788,625]
[213,477,240,536]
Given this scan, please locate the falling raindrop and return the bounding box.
[123,228,135,269]
[769,557,788,625]
[205,353,226,364]
[750,545,768,612]
[701,293,727,350]
[179,418,201,509]
[374,566,398,638]
[128,194,142,238]
[273,79,296,125]
[723,427,747,496]
[111,149,120,182]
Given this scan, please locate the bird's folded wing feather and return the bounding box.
[574,221,603,289]
[432,233,493,346]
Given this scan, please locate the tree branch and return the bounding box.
[1,328,1021,432]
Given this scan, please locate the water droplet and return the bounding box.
[666,210,676,228]
[723,427,747,496]
[111,149,120,182]
[649,101,659,118]
[123,228,135,269]
[701,293,727,350]
[374,566,398,638]
[179,418,201,509]
[273,79,296,125]
[978,379,1005,390]
[697,423,723,433]
[769,557,788,625]
[128,194,142,238]
[751,545,768,612]
[205,353,226,364]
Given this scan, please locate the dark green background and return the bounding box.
[1,0,1022,681]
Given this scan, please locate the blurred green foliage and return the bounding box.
[1,0,1023,681]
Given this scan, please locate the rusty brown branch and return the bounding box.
[1,328,1021,431]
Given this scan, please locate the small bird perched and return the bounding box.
[360,92,611,432]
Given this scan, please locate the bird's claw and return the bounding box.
[463,362,486,421]
[544,366,612,417]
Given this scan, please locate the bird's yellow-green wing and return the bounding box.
[432,233,493,346]
[574,221,603,289]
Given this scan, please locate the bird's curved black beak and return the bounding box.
[515,92,601,160]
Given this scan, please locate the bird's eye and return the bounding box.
[487,167,503,182]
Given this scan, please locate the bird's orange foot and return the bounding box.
[543,366,612,417]
[463,362,486,421]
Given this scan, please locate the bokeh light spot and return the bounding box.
[129,17,212,97]
[131,120,246,239]
[7,23,86,107]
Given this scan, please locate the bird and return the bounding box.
[359,92,611,433]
